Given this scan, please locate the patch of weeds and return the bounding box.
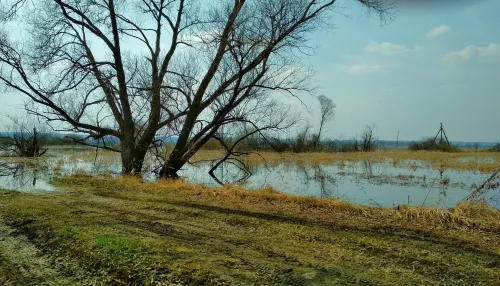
[94,235,140,254]
[60,226,82,238]
[409,138,460,152]
[0,253,29,285]
[168,266,228,286]
[222,216,253,227]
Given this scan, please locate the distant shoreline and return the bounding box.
[0,132,498,148]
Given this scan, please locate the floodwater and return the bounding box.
[0,148,498,209]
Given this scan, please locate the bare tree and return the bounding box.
[0,0,392,177]
[155,95,298,181]
[292,123,312,153]
[360,124,377,152]
[0,115,48,157]
[313,95,335,149]
[205,98,297,184]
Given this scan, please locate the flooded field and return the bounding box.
[0,147,499,208]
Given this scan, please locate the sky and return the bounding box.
[302,0,500,142]
[0,0,499,142]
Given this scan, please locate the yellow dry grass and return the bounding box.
[60,176,500,252]
[1,176,499,285]
[191,149,500,172]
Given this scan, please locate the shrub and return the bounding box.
[340,125,377,152]
[489,143,500,152]
[409,138,459,152]
[0,127,48,157]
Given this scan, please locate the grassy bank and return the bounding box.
[1,176,499,285]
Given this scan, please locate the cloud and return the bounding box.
[444,43,500,62]
[180,29,221,46]
[365,41,420,55]
[427,25,451,38]
[395,0,491,10]
[342,64,384,75]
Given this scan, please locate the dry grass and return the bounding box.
[64,176,500,244]
[190,149,500,173]
[1,176,499,285]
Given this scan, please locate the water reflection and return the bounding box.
[179,160,499,209]
[0,149,498,209]
[290,165,338,198]
[206,158,253,185]
[0,162,54,192]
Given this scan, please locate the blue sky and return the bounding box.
[301,0,500,142]
[0,0,498,142]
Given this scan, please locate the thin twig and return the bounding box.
[464,168,500,202]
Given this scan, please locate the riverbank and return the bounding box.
[1,176,499,285]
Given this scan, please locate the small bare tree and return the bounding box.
[313,95,335,149]
[0,116,48,157]
[360,124,377,152]
[292,123,313,153]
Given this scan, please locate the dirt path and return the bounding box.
[0,217,90,285]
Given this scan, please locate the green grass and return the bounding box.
[0,176,499,285]
[0,252,27,284]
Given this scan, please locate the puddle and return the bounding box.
[0,149,498,209]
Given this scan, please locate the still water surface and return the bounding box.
[0,149,498,209]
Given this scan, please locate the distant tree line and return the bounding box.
[202,124,379,153]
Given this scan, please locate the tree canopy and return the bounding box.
[0,0,392,177]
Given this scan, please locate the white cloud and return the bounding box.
[365,41,420,55]
[426,25,451,38]
[413,45,424,51]
[444,43,500,62]
[342,64,384,75]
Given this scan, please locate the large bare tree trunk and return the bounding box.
[160,112,199,178]
[160,155,184,179]
[120,136,149,174]
[121,149,149,174]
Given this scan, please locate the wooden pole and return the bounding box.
[440,123,443,143]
